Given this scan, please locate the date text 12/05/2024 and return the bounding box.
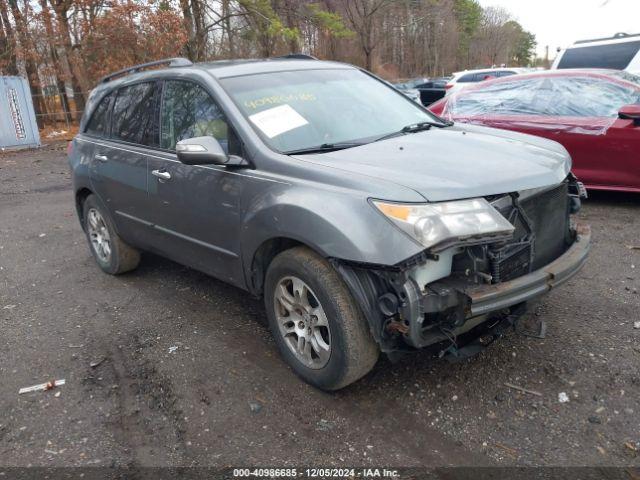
[232,468,400,478]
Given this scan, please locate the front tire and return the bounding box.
[82,194,140,275]
[264,247,379,390]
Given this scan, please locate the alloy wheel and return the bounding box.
[87,208,112,264]
[273,276,331,369]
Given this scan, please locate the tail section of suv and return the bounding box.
[69,57,590,390]
[552,32,640,74]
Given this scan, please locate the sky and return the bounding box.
[477,0,640,59]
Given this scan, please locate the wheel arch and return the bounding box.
[75,187,94,230]
[248,236,314,296]
[247,236,391,348]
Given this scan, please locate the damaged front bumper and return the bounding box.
[335,223,590,353]
[463,223,590,317]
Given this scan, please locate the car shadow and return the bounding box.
[129,250,516,396]
[583,189,640,207]
[132,250,268,325]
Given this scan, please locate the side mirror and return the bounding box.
[176,136,248,166]
[618,104,640,126]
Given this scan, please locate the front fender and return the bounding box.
[240,185,424,284]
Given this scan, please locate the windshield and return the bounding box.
[220,69,440,153]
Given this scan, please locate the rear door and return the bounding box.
[89,81,160,244]
[601,117,640,189]
[144,79,247,285]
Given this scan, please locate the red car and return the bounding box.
[429,69,640,193]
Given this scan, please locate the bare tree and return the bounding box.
[48,0,89,111]
[471,6,516,66]
[343,0,393,70]
[0,0,18,74]
[40,0,72,122]
[7,0,48,126]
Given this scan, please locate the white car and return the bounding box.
[552,33,640,75]
[445,68,529,96]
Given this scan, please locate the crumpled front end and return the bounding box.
[334,177,590,355]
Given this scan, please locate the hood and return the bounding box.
[294,124,571,202]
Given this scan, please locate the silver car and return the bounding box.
[68,56,590,390]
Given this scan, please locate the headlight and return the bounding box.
[373,198,514,250]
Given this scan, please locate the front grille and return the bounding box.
[521,183,570,270]
[490,182,570,282]
[450,183,572,285]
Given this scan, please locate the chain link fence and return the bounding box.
[31,86,89,132]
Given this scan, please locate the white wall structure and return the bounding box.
[0,76,41,150]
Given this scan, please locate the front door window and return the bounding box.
[160,80,237,154]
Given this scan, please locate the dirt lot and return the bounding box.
[1,143,639,470]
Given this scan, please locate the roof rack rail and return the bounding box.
[99,57,193,84]
[574,32,640,44]
[274,54,318,60]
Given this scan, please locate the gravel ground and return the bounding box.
[0,143,639,470]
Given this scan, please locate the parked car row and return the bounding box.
[444,67,530,96]
[394,68,531,106]
[395,31,640,111]
[391,33,640,192]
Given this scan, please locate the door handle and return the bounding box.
[151,169,171,181]
[94,154,108,162]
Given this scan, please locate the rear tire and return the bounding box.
[264,247,379,390]
[82,194,140,275]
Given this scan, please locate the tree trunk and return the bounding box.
[222,0,234,57]
[7,0,46,128]
[364,48,372,71]
[282,0,299,53]
[49,0,87,113]
[0,0,17,74]
[0,17,10,74]
[40,0,71,124]
[191,0,206,60]
[179,0,196,60]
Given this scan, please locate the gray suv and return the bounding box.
[69,56,590,390]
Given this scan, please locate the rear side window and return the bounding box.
[558,41,640,70]
[458,73,478,83]
[458,72,505,83]
[86,93,113,136]
[111,82,159,146]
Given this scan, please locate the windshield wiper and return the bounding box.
[284,142,364,155]
[374,120,453,143]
